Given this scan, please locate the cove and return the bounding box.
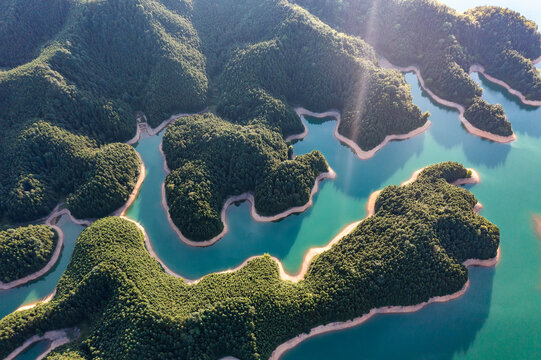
[279,72,541,359]
[1,2,540,358]
[125,71,541,358]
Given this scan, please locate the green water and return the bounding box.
[0,216,85,319]
[2,1,541,358]
[125,71,541,357]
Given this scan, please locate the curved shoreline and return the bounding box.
[270,244,500,360]
[288,107,432,160]
[134,165,484,287]
[3,328,80,360]
[531,214,541,239]
[160,167,337,247]
[0,206,91,291]
[126,109,208,145]
[470,64,541,107]
[113,155,146,217]
[378,57,517,143]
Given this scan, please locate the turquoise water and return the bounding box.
[14,340,50,360]
[0,216,85,319]
[125,72,541,357]
[2,1,541,358]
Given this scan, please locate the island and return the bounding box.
[1,0,539,359]
[2,0,539,224]
[0,162,500,360]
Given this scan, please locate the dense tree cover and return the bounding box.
[194,0,428,146]
[163,113,329,241]
[0,0,205,222]
[293,0,541,131]
[3,0,538,223]
[464,98,512,136]
[464,7,541,101]
[0,121,140,221]
[0,225,57,283]
[0,163,499,360]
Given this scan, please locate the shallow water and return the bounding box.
[1,1,540,358]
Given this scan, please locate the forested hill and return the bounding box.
[163,113,330,241]
[0,225,58,283]
[0,162,499,359]
[293,0,541,127]
[1,0,424,224]
[1,0,538,224]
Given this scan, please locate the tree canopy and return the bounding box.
[0,162,499,359]
[0,224,57,283]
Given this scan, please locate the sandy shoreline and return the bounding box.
[267,167,492,360]
[379,58,517,143]
[531,215,541,239]
[269,244,500,360]
[126,109,208,145]
[288,107,432,160]
[205,166,496,360]
[470,64,541,107]
[3,328,80,360]
[113,155,146,217]
[160,168,337,247]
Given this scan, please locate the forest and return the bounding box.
[293,0,541,134]
[0,224,57,283]
[162,113,329,241]
[2,0,539,223]
[0,162,499,359]
[1,121,141,221]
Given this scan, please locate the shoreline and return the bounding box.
[288,107,432,160]
[160,167,337,247]
[136,165,483,287]
[378,57,517,143]
[0,206,91,290]
[125,108,208,145]
[531,215,541,239]
[470,64,541,107]
[0,110,190,293]
[113,154,146,217]
[268,166,492,360]
[270,244,500,360]
[3,328,80,360]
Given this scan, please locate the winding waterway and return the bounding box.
[3,1,541,358]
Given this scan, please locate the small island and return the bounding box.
[2,0,539,225]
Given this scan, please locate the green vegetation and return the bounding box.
[0,225,57,283]
[195,0,428,145]
[2,121,140,221]
[4,0,537,222]
[466,7,541,101]
[0,162,499,359]
[293,0,541,134]
[163,113,329,241]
